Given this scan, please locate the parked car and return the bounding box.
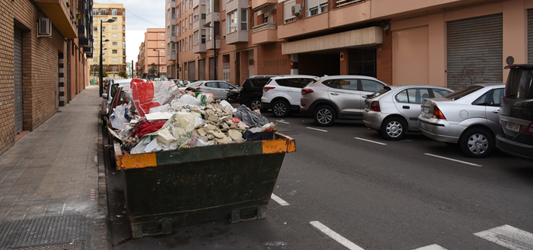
[187,80,239,100]
[102,78,132,116]
[419,83,505,158]
[261,75,320,117]
[496,64,533,161]
[233,75,275,110]
[363,85,453,140]
[300,75,388,126]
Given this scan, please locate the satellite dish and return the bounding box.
[506,56,514,65]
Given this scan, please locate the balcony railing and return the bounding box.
[252,22,276,33]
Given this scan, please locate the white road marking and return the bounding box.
[310,221,364,250]
[424,153,482,167]
[475,225,533,250]
[307,127,328,132]
[271,193,290,206]
[413,244,447,250]
[276,120,290,125]
[354,137,387,146]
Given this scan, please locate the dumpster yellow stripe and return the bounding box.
[262,136,296,154]
[116,153,157,170]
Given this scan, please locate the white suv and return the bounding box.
[261,75,320,117]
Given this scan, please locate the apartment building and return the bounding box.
[0,0,94,155]
[138,29,167,79]
[92,3,126,79]
[165,0,533,90]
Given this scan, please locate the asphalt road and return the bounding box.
[107,112,533,250]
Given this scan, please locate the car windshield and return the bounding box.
[444,85,483,100]
[366,86,391,99]
[506,68,533,99]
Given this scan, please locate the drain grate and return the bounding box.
[8,241,84,250]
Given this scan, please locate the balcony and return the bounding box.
[251,0,277,10]
[193,43,207,53]
[78,24,86,38]
[171,18,177,26]
[251,22,277,45]
[226,30,248,44]
[206,12,220,23]
[34,0,77,38]
[205,39,220,50]
[193,18,206,30]
[169,51,176,61]
[170,35,176,43]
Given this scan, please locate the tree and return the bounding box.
[118,70,128,78]
[149,63,157,75]
[102,69,108,78]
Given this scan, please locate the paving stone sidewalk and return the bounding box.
[0,85,110,250]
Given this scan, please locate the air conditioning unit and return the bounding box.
[38,18,52,38]
[291,4,302,16]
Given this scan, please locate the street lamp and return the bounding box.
[203,23,217,80]
[153,49,160,79]
[99,18,115,97]
[170,41,179,79]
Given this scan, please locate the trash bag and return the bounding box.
[110,104,130,130]
[233,105,269,128]
[243,130,275,141]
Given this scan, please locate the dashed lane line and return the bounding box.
[307,127,328,132]
[424,153,482,167]
[310,221,364,250]
[354,137,387,146]
[475,225,533,250]
[271,193,290,206]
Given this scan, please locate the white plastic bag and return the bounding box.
[110,104,130,130]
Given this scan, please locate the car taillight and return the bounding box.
[433,106,446,119]
[523,123,533,134]
[302,88,314,95]
[264,86,275,92]
[195,87,201,91]
[370,101,380,112]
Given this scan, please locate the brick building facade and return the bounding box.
[0,0,93,155]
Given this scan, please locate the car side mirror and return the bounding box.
[102,93,108,99]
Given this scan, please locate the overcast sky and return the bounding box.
[95,0,166,64]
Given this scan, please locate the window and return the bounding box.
[395,88,429,104]
[433,88,453,98]
[201,29,206,44]
[194,31,199,45]
[113,42,118,46]
[112,33,117,38]
[100,17,105,22]
[101,9,106,15]
[93,58,97,62]
[306,0,328,17]
[102,26,106,31]
[189,36,192,49]
[334,79,358,90]
[112,58,118,62]
[161,50,164,54]
[102,34,106,37]
[193,7,199,22]
[284,0,296,23]
[228,11,237,33]
[113,66,117,71]
[361,80,385,92]
[190,15,192,29]
[92,9,98,15]
[93,34,97,38]
[241,9,247,30]
[112,25,117,29]
[162,66,165,70]
[276,78,315,88]
[162,58,165,62]
[473,88,505,106]
[161,34,164,38]
[112,49,117,54]
[112,17,117,21]
[112,9,117,15]
[206,82,217,87]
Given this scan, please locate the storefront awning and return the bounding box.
[282,26,382,55]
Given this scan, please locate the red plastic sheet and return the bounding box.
[131,79,161,117]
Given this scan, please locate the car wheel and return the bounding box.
[459,127,494,158]
[272,100,290,117]
[381,117,407,140]
[249,98,262,111]
[314,105,335,127]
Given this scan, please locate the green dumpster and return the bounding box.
[113,133,296,238]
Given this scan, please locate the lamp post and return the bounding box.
[99,18,115,97]
[203,23,217,80]
[153,49,160,79]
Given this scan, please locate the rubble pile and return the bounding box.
[108,79,276,155]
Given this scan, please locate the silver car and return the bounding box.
[188,80,239,100]
[300,75,388,126]
[363,85,453,140]
[418,84,505,158]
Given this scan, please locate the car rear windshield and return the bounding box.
[444,85,483,100]
[506,68,533,99]
[366,87,391,99]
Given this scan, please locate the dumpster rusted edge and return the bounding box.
[262,133,296,154]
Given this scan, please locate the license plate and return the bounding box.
[505,122,520,132]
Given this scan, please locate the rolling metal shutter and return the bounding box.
[14,27,23,135]
[198,59,206,80]
[188,61,195,80]
[528,9,533,63]
[447,14,503,90]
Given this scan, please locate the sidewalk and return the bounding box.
[0,86,110,250]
